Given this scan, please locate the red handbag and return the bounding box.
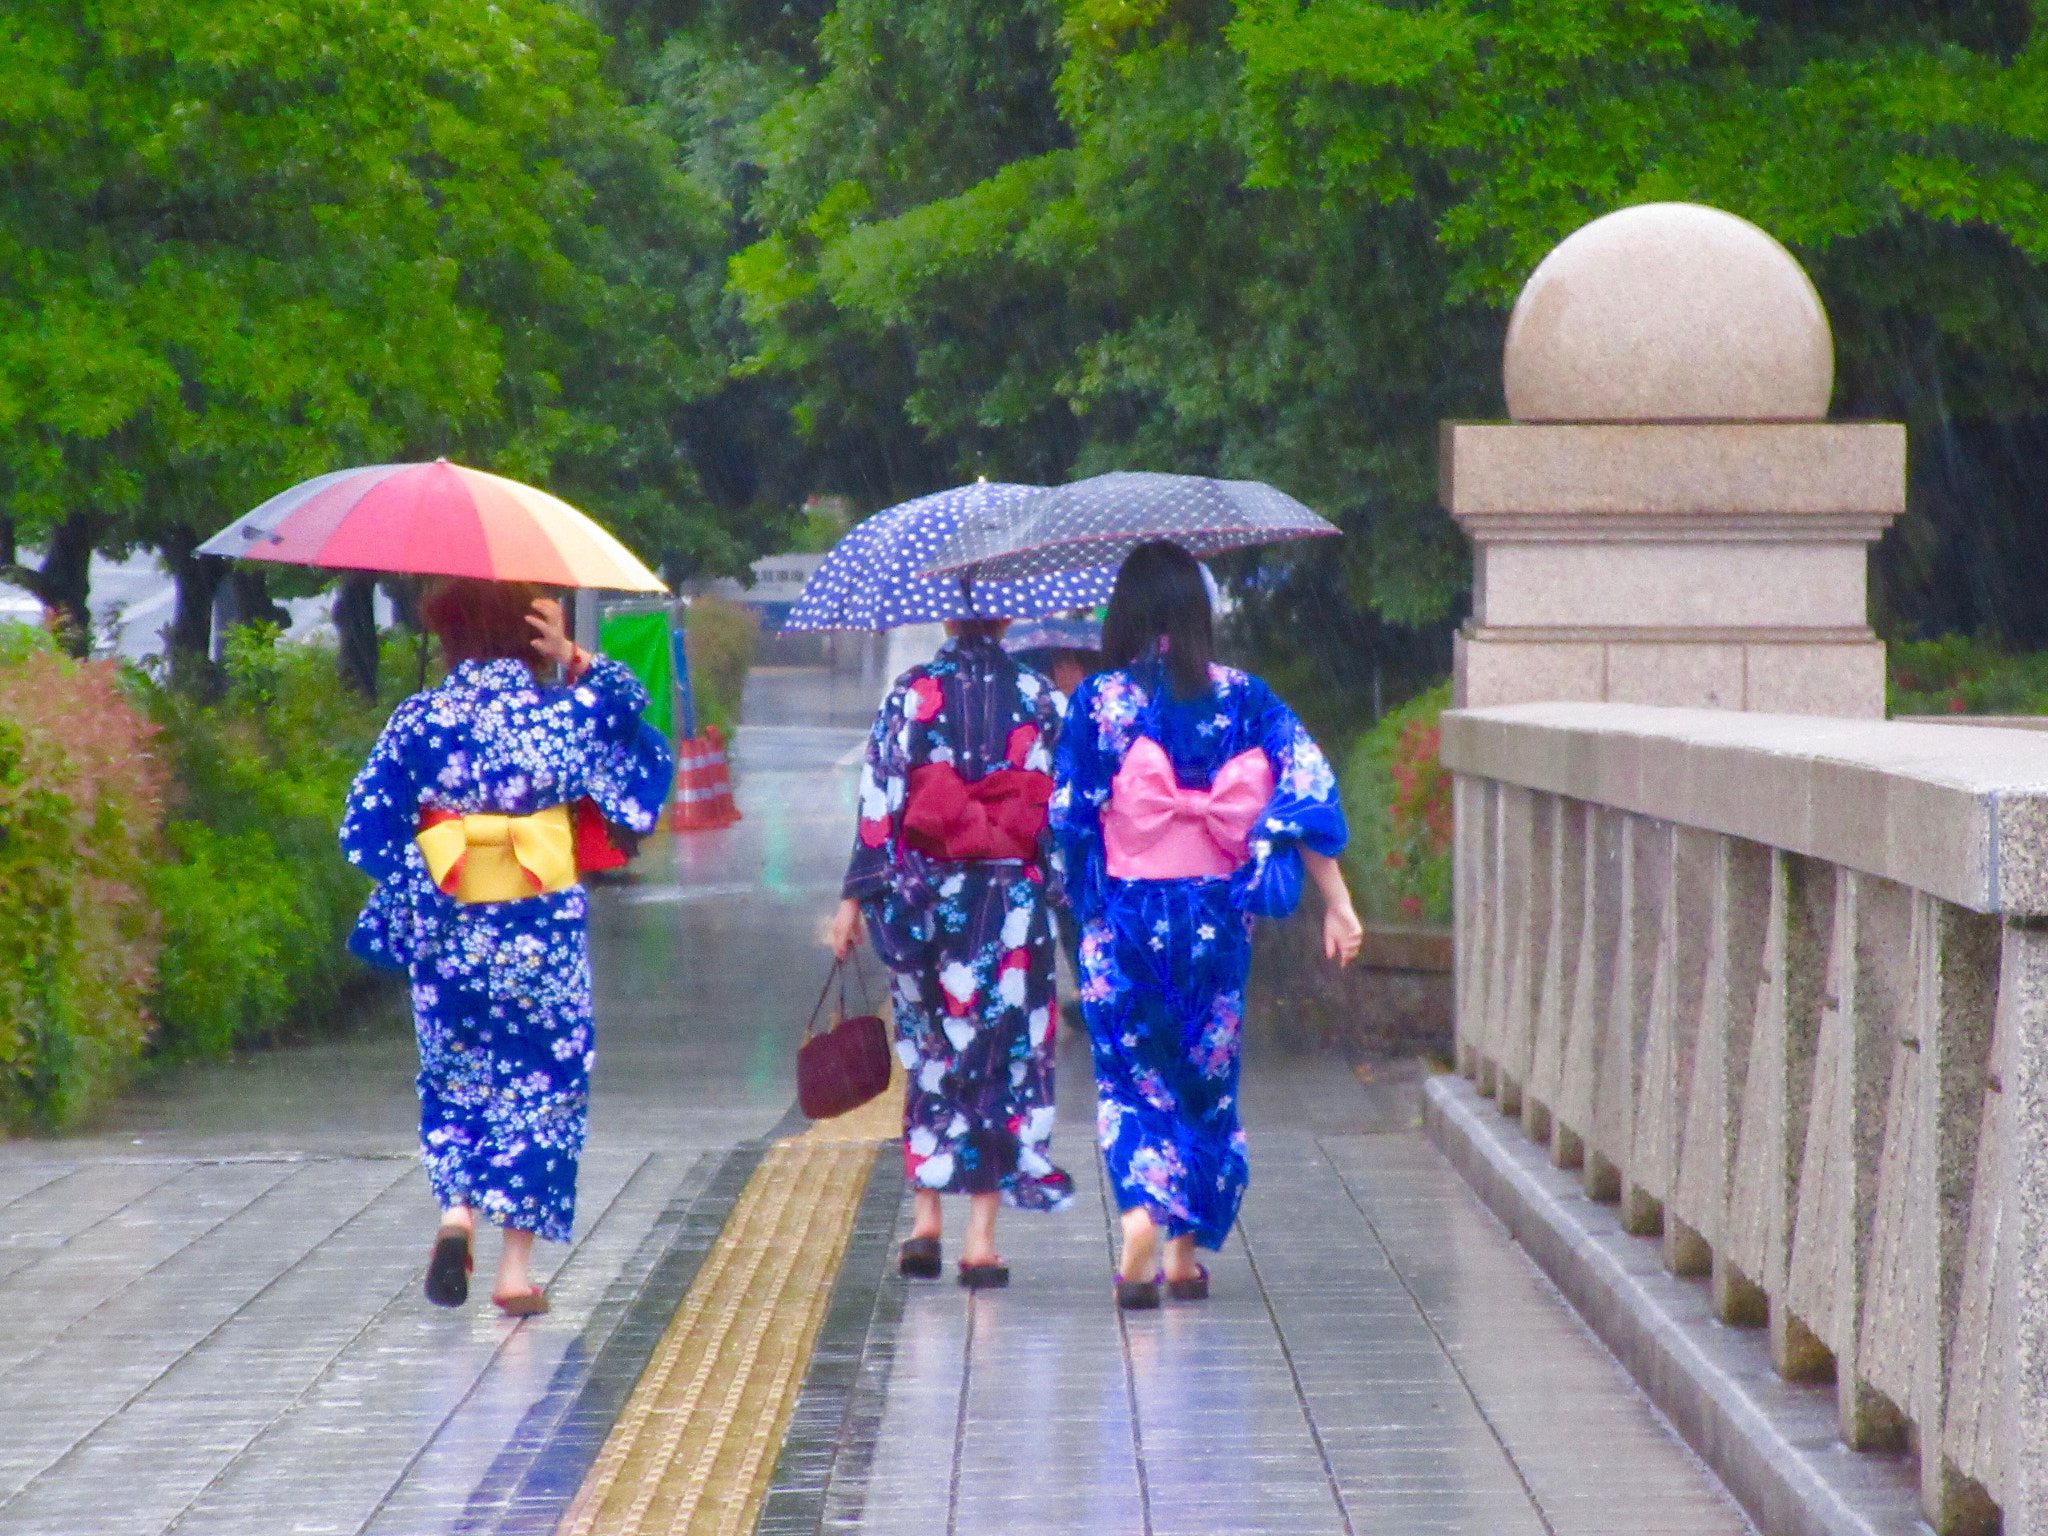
[796,954,892,1121]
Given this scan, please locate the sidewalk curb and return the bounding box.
[1423,1075,1926,1536]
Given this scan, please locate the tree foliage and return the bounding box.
[675,0,2048,723]
[0,0,781,659]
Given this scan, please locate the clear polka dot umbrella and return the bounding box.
[918,471,1340,582]
[781,480,1118,633]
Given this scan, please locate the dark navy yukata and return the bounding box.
[340,657,671,1242]
[844,635,1073,1211]
[1053,658,1346,1249]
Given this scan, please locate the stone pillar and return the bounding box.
[1445,202,1906,717]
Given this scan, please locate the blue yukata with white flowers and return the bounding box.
[339,657,671,1243]
[1053,657,1346,1249]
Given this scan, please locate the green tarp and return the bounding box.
[599,608,674,740]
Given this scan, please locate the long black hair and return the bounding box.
[1101,540,1214,700]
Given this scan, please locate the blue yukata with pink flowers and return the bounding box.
[843,634,1073,1212]
[339,657,671,1243]
[1053,656,1346,1248]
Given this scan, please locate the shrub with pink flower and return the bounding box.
[0,630,165,1129]
[1339,682,1452,924]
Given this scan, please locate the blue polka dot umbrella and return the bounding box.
[918,470,1340,581]
[781,480,1118,632]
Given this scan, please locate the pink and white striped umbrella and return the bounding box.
[197,460,666,592]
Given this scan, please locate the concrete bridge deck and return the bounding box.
[0,668,1751,1536]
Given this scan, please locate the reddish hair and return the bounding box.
[421,578,543,670]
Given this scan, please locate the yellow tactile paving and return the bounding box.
[555,1065,904,1536]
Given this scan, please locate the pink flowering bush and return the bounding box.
[1339,682,1452,925]
[0,628,166,1130]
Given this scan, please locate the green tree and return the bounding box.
[0,0,764,672]
[710,0,2048,726]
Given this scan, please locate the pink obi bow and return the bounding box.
[1101,738,1275,881]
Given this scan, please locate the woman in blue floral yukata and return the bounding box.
[829,619,1073,1288]
[341,579,671,1316]
[1054,542,1362,1310]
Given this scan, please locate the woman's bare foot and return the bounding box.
[494,1226,536,1303]
[960,1191,1002,1268]
[1118,1206,1159,1282]
[1161,1233,1202,1285]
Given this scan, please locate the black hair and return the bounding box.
[1101,541,1214,700]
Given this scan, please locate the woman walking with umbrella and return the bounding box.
[800,482,1119,1285]
[1052,541,1362,1308]
[342,579,671,1313]
[202,460,677,1313]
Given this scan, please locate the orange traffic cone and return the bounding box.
[669,726,741,831]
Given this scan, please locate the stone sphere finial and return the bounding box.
[1502,202,1833,423]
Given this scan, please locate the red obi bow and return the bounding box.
[1101,738,1275,881]
[902,763,1052,862]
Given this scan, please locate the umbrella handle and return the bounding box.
[957,573,976,619]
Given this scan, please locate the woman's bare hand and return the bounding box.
[526,597,580,669]
[1322,901,1364,966]
[1302,848,1364,967]
[829,897,865,961]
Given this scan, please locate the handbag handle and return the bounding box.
[806,949,879,1041]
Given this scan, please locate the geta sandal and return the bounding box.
[899,1236,942,1279]
[425,1224,472,1308]
[957,1260,1009,1289]
[1115,1275,1161,1311]
[1165,1265,1210,1302]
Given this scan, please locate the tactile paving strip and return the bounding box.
[555,1072,903,1536]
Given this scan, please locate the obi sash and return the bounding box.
[1102,738,1274,881]
[415,803,577,904]
[901,762,1052,863]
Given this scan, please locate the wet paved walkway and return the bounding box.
[806,1034,1755,1536]
[0,663,1753,1535]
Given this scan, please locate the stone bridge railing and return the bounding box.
[1442,702,2046,1536]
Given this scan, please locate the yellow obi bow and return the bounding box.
[415,804,576,904]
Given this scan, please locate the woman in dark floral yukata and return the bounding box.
[341,578,671,1316]
[829,619,1073,1288]
[1054,542,1361,1310]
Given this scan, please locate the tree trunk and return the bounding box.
[158,526,228,691]
[226,567,292,633]
[5,512,99,656]
[336,573,378,698]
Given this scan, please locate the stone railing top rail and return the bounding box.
[1442,701,2048,916]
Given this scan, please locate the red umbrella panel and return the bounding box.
[197,461,666,592]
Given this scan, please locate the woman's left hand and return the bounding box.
[1322,901,1364,967]
[1301,848,1364,967]
[527,597,587,674]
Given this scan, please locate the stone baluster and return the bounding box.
[1721,852,1831,1368]
[1900,897,2000,1533]
[1494,784,1544,1119]
[1999,922,2048,1534]
[1524,795,1583,1146]
[1453,774,1493,1084]
[1667,833,1766,1284]
[1556,804,1620,1176]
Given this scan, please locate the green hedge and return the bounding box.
[0,629,164,1130]
[1339,682,1452,927]
[685,594,758,734]
[1887,635,2048,716]
[134,627,409,1061]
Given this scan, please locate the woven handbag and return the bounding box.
[796,953,891,1121]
